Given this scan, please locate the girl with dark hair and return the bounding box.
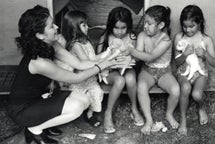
[97,6,144,134]
[128,5,180,135]
[174,5,215,135]
[7,5,121,144]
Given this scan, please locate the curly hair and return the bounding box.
[15,5,55,60]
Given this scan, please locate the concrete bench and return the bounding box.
[0,65,166,95]
[100,78,215,95]
[100,82,166,94]
[0,65,214,96]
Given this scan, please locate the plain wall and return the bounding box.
[1,0,215,65]
[0,0,46,65]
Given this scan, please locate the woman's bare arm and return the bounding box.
[53,43,96,70]
[29,57,114,84]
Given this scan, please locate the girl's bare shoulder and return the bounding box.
[203,34,214,43]
[173,32,184,43]
[160,32,171,41]
[137,31,148,39]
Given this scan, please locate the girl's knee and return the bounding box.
[125,74,136,86]
[137,80,148,91]
[169,84,180,98]
[181,82,191,95]
[113,76,125,89]
[192,90,203,102]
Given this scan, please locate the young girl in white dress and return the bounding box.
[58,10,112,127]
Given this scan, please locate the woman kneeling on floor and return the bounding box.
[7,5,122,144]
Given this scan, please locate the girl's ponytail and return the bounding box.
[145,5,172,36]
[165,7,171,36]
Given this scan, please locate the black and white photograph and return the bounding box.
[1,0,215,143]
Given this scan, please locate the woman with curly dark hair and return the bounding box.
[7,5,120,144]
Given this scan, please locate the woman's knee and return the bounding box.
[192,90,204,102]
[65,93,89,110]
[79,96,90,108]
[63,97,88,115]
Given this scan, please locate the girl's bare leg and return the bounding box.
[137,70,155,135]
[177,75,191,135]
[158,73,180,129]
[192,76,208,125]
[104,71,125,133]
[125,69,144,126]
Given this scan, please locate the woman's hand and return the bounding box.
[98,55,126,69]
[129,59,136,66]
[52,34,66,49]
[56,34,66,48]
[106,48,121,60]
[110,55,130,69]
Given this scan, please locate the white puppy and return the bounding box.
[98,38,135,84]
[175,39,205,80]
[108,38,135,75]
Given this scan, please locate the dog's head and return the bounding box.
[109,38,125,51]
[176,39,190,52]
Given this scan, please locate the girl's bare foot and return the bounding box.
[131,110,144,126]
[178,120,187,135]
[140,121,153,135]
[166,113,179,129]
[199,109,208,125]
[104,113,115,134]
